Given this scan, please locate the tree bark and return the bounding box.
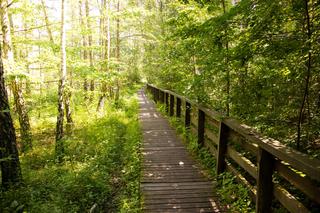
[115,0,120,103]
[42,0,73,128]
[0,43,22,187]
[1,0,32,152]
[221,0,230,116]
[297,0,312,150]
[97,0,111,113]
[85,0,95,100]
[55,0,67,162]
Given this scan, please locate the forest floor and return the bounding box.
[0,85,142,212]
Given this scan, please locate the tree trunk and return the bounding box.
[97,0,111,113]
[85,0,95,101]
[221,0,230,116]
[115,0,120,103]
[10,80,32,151]
[1,0,32,152]
[55,0,67,162]
[41,0,54,45]
[297,0,312,150]
[79,0,89,96]
[42,0,73,129]
[0,43,22,187]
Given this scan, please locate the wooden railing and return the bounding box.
[146,84,320,213]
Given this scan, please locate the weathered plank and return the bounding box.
[138,90,223,212]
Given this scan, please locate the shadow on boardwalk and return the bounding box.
[138,90,226,213]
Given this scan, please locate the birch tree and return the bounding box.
[55,0,67,162]
[0,0,32,152]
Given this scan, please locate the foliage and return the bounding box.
[154,99,254,212]
[143,0,320,156]
[0,87,141,212]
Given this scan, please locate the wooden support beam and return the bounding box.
[169,94,174,116]
[256,148,274,213]
[176,97,181,118]
[197,109,205,147]
[185,102,191,129]
[216,122,229,175]
[165,93,169,113]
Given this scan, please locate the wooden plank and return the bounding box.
[143,192,214,200]
[226,146,257,179]
[143,202,213,210]
[144,207,214,213]
[144,197,213,205]
[223,118,320,182]
[275,160,320,204]
[229,130,258,156]
[225,162,257,201]
[206,116,220,128]
[204,128,218,145]
[139,89,224,212]
[204,138,217,156]
[142,188,214,196]
[274,184,309,213]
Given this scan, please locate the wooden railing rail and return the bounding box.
[146,84,320,213]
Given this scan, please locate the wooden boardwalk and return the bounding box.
[138,90,224,213]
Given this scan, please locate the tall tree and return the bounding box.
[41,0,73,129]
[0,0,32,152]
[85,0,95,99]
[0,42,22,187]
[55,0,67,162]
[115,0,120,102]
[97,0,111,113]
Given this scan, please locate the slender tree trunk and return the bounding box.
[221,0,230,116]
[97,0,111,113]
[1,0,32,152]
[10,80,32,151]
[78,0,89,95]
[0,43,22,187]
[115,0,120,103]
[55,0,67,162]
[85,0,95,100]
[297,0,312,150]
[41,0,54,45]
[42,0,73,127]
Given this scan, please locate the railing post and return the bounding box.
[197,109,205,147]
[153,87,157,102]
[169,94,174,116]
[165,93,169,113]
[216,122,229,175]
[256,148,274,213]
[157,89,160,102]
[185,102,191,129]
[161,91,165,103]
[176,97,181,118]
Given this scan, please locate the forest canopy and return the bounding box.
[0,0,320,212]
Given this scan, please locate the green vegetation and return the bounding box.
[156,103,254,212]
[144,0,320,157]
[0,87,141,212]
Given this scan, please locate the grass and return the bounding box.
[1,85,142,212]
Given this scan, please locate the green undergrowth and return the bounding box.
[155,102,254,212]
[1,87,142,212]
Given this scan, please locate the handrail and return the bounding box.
[146,83,320,213]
